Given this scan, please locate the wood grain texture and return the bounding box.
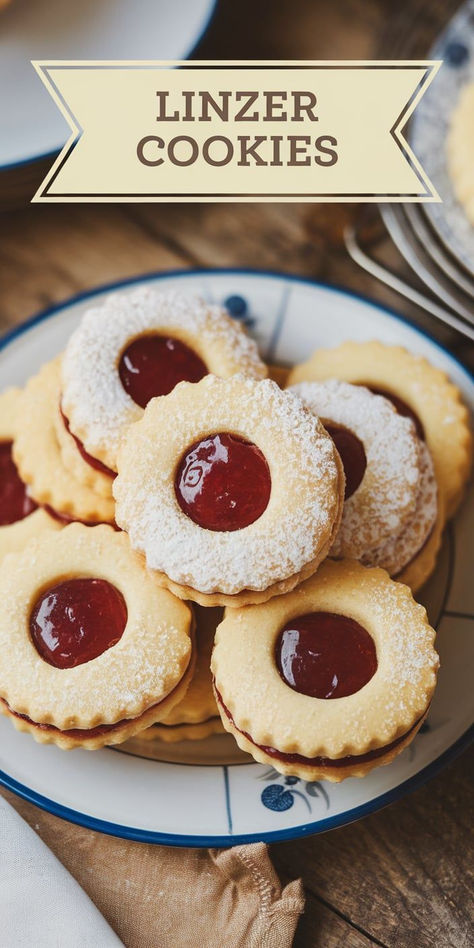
[0,1,473,946]
[273,754,474,948]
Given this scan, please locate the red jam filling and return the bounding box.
[2,678,187,739]
[29,578,127,669]
[215,688,419,769]
[60,407,115,478]
[175,432,271,532]
[276,612,377,699]
[119,334,207,408]
[0,441,37,526]
[324,424,366,499]
[366,386,425,441]
[3,701,133,739]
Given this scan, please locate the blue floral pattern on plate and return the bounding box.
[259,768,330,814]
[223,294,256,331]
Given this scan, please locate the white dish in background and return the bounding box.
[410,0,474,277]
[0,0,216,169]
[0,269,472,846]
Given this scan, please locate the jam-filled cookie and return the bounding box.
[61,288,268,473]
[287,342,472,518]
[13,360,115,526]
[141,605,224,743]
[212,559,439,782]
[0,388,61,560]
[361,440,441,590]
[0,524,195,750]
[290,380,435,576]
[394,487,445,593]
[54,398,115,499]
[114,375,344,607]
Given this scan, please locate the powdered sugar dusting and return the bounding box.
[114,375,342,595]
[62,288,267,471]
[363,442,438,575]
[360,576,439,737]
[290,380,421,559]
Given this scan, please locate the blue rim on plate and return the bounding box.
[0,267,472,847]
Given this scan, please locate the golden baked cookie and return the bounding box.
[114,375,344,607]
[395,488,445,593]
[447,82,474,225]
[142,605,224,742]
[0,387,61,560]
[54,396,115,499]
[290,380,429,566]
[362,441,438,579]
[13,360,115,525]
[287,341,472,518]
[62,288,268,472]
[0,524,195,750]
[212,559,438,782]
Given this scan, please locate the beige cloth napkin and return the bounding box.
[137,843,305,948]
[1,794,304,947]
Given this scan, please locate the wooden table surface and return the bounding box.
[1,1,473,946]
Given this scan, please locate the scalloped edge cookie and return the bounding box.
[287,341,472,519]
[290,379,422,560]
[395,489,445,593]
[0,387,62,559]
[54,396,115,499]
[13,360,115,524]
[114,375,344,605]
[212,558,438,781]
[62,288,268,472]
[0,524,195,750]
[218,706,428,782]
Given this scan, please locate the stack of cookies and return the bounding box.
[0,288,471,781]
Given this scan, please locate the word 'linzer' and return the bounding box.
[155,90,320,124]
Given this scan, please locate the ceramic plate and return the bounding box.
[410,0,474,277]
[0,269,472,846]
[0,0,216,170]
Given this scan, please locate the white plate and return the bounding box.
[0,269,472,846]
[410,0,474,277]
[0,0,216,170]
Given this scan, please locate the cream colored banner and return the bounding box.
[32,61,440,203]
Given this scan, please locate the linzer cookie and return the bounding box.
[61,288,268,473]
[114,375,344,607]
[362,441,441,589]
[142,605,224,743]
[54,398,116,499]
[287,341,472,518]
[212,559,439,782]
[395,488,446,593]
[290,380,437,575]
[0,524,195,750]
[13,359,115,526]
[0,388,61,560]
